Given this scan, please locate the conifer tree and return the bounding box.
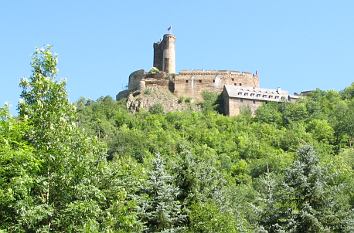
[260,145,353,232]
[142,153,185,232]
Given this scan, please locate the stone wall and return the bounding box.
[173,70,259,100]
[223,88,264,116]
[128,69,145,91]
[226,97,264,116]
[144,78,174,92]
[153,42,164,71]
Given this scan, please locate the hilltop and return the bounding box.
[1,45,353,233]
[117,33,299,116]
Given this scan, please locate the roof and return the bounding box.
[224,85,290,102]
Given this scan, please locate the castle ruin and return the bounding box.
[118,33,298,115]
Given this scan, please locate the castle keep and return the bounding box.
[153,34,176,74]
[119,33,298,115]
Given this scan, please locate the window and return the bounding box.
[213,79,215,83]
[231,78,234,81]
[238,92,242,95]
[186,80,188,83]
[234,83,237,86]
[256,94,261,97]
[239,83,242,86]
[199,80,202,83]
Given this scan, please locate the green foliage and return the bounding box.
[7,46,109,232]
[71,84,354,232]
[141,153,185,232]
[255,102,282,125]
[341,82,354,100]
[188,201,238,233]
[149,103,164,114]
[178,96,192,104]
[148,67,160,74]
[201,91,222,113]
[260,146,353,232]
[144,88,152,95]
[0,106,40,232]
[1,46,353,232]
[306,119,334,143]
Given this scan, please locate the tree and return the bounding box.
[306,119,334,143]
[201,91,221,113]
[331,100,354,148]
[188,201,238,233]
[18,46,106,231]
[141,153,185,232]
[260,145,352,232]
[0,106,42,232]
[340,82,354,100]
[255,102,282,125]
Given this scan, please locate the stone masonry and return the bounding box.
[118,32,298,115]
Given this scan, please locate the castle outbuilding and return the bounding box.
[118,33,298,115]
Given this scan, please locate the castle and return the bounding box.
[118,33,298,115]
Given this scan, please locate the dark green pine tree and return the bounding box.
[142,153,185,233]
[260,145,353,233]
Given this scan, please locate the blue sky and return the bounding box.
[1,1,353,112]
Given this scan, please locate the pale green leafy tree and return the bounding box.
[18,46,106,232]
[0,106,41,232]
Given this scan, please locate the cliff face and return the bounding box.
[125,86,200,113]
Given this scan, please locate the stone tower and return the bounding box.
[153,34,176,73]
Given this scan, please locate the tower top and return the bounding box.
[153,33,176,73]
[163,33,176,39]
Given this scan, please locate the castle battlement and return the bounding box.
[178,70,258,77]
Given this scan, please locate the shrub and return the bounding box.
[149,103,164,114]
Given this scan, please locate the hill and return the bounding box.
[1,46,353,232]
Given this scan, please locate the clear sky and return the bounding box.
[1,1,353,112]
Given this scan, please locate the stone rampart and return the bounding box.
[173,70,259,100]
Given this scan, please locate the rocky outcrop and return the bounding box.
[125,87,200,113]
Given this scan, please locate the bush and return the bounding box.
[201,91,222,113]
[149,103,164,114]
[144,88,152,95]
[148,67,159,74]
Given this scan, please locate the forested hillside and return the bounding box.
[1,47,353,232]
